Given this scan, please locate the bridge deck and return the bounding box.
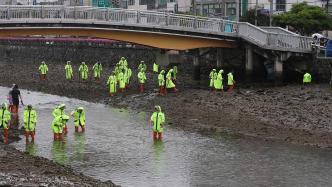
[0,5,313,53]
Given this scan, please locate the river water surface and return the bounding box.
[1,87,332,187]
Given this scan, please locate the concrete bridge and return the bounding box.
[0,5,314,81]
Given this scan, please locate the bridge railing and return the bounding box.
[0,5,312,53]
[0,5,238,35]
[238,22,268,46]
[267,33,312,51]
[260,26,298,36]
[238,22,312,52]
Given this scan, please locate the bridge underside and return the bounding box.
[0,27,237,50]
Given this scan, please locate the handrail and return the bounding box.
[0,5,312,53]
[260,26,298,36]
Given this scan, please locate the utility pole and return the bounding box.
[236,0,240,21]
[327,0,330,14]
[269,0,273,26]
[192,0,196,15]
[254,0,258,25]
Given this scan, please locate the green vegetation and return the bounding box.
[273,2,332,35]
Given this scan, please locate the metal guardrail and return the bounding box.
[0,5,237,35]
[260,26,298,36]
[239,22,312,53]
[0,5,313,53]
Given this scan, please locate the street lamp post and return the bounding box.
[327,0,330,14]
[236,0,240,21]
[269,0,273,26]
[192,0,196,15]
[254,0,258,25]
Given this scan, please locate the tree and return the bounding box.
[273,2,332,35]
[240,9,270,26]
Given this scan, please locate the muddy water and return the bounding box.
[1,87,332,187]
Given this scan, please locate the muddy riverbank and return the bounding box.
[0,60,332,185]
[106,84,332,147]
[0,143,116,186]
[0,61,331,148]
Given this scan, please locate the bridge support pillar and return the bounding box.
[245,46,253,81]
[274,58,283,84]
[274,52,291,84]
[155,50,170,66]
[193,55,200,80]
[216,48,223,68]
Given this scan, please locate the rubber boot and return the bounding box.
[58,133,63,141]
[159,86,163,94]
[81,126,85,133]
[75,126,79,133]
[158,132,163,140]
[228,85,234,92]
[31,132,35,143]
[41,74,46,81]
[163,87,167,95]
[4,128,8,144]
[63,125,68,135]
[139,84,144,93]
[25,131,29,143]
[53,133,57,141]
[110,93,114,97]
[153,132,158,141]
[173,87,178,92]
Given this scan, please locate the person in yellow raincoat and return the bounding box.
[118,69,126,92]
[153,62,159,74]
[107,72,117,96]
[51,115,69,141]
[65,61,73,80]
[78,62,89,81]
[119,57,128,70]
[158,70,166,95]
[209,69,216,91]
[138,69,147,93]
[23,105,37,143]
[125,67,132,89]
[138,61,147,72]
[38,61,48,80]
[214,69,224,92]
[166,69,177,92]
[92,62,102,81]
[227,71,235,92]
[150,105,165,141]
[0,103,11,144]
[52,104,68,134]
[71,107,85,133]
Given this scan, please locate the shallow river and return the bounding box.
[1,87,332,186]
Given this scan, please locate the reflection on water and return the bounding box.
[25,143,37,156]
[152,140,164,169]
[3,87,332,187]
[52,141,68,166]
[72,133,87,162]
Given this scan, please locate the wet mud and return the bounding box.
[0,144,116,186]
[0,61,331,147]
[0,60,332,185]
